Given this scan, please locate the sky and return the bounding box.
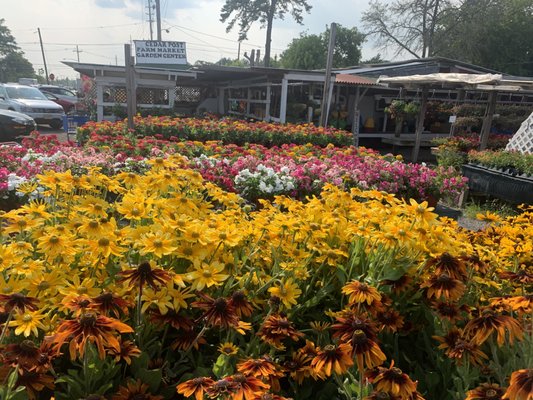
[3,0,381,80]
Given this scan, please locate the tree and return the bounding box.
[0,19,35,83]
[220,0,311,68]
[0,19,18,57]
[280,25,365,70]
[361,0,450,58]
[361,55,388,64]
[2,52,36,82]
[434,0,533,76]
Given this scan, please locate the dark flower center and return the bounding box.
[324,344,337,356]
[79,312,97,328]
[232,373,247,384]
[213,298,228,312]
[20,340,38,353]
[138,262,152,276]
[352,329,368,344]
[485,389,498,398]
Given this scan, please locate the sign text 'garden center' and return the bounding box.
[134,40,187,65]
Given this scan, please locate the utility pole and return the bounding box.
[147,0,154,41]
[319,22,336,127]
[73,45,82,62]
[237,40,241,60]
[124,44,136,130]
[155,0,162,41]
[37,28,49,84]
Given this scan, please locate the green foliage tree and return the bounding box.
[0,19,36,83]
[220,0,311,68]
[2,52,36,82]
[0,18,18,57]
[434,0,533,76]
[280,25,364,70]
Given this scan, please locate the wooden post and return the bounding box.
[352,87,360,146]
[96,83,104,122]
[324,80,335,126]
[280,77,288,123]
[124,44,136,130]
[411,86,429,163]
[265,83,271,121]
[319,22,336,127]
[479,91,498,150]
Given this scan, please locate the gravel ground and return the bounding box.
[434,204,489,231]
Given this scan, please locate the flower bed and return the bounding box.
[0,161,530,400]
[77,116,354,148]
[1,134,468,206]
[468,150,533,177]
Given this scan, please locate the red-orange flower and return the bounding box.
[466,383,505,400]
[257,313,304,349]
[112,379,163,400]
[0,293,39,313]
[229,291,255,317]
[427,253,467,281]
[420,273,465,301]
[90,292,131,318]
[49,311,134,360]
[464,309,523,346]
[226,373,270,400]
[15,369,55,400]
[177,377,215,400]
[502,369,532,400]
[237,356,284,392]
[192,292,240,329]
[117,261,171,290]
[342,280,382,306]
[367,361,418,399]
[433,328,488,365]
[332,311,377,342]
[311,343,354,377]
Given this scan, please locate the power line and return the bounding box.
[11,23,143,32]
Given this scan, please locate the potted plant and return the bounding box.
[385,100,420,136]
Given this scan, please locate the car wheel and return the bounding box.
[49,120,63,130]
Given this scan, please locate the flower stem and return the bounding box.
[0,310,14,345]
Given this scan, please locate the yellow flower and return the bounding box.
[218,342,239,356]
[9,310,46,337]
[186,261,229,291]
[268,278,302,309]
[141,287,173,314]
[138,232,177,258]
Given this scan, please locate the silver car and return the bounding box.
[0,83,65,129]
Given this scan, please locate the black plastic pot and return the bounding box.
[462,164,533,205]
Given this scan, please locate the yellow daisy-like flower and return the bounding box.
[9,310,46,337]
[186,261,229,291]
[218,342,239,356]
[138,232,177,258]
[268,278,302,309]
[141,287,173,315]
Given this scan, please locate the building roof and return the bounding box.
[335,74,381,86]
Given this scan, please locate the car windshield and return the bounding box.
[6,86,48,100]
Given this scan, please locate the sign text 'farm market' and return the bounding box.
[134,40,187,65]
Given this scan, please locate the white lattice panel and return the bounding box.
[506,112,533,154]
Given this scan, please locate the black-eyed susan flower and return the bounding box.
[229,291,255,317]
[177,377,215,400]
[257,314,304,349]
[310,343,354,377]
[237,356,284,392]
[218,342,239,356]
[351,330,387,372]
[367,361,418,399]
[332,311,377,342]
[465,383,505,400]
[464,309,523,346]
[192,292,240,329]
[433,328,488,365]
[117,261,171,290]
[50,312,133,360]
[427,252,467,281]
[0,293,39,313]
[226,373,270,400]
[15,369,55,400]
[502,369,532,400]
[420,273,465,301]
[112,379,163,400]
[342,280,382,306]
[186,260,229,291]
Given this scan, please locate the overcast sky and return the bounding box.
[4,0,381,80]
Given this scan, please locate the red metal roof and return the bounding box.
[335,74,380,86]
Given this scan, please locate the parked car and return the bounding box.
[0,109,36,141]
[0,83,65,129]
[43,92,75,113]
[36,85,86,113]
